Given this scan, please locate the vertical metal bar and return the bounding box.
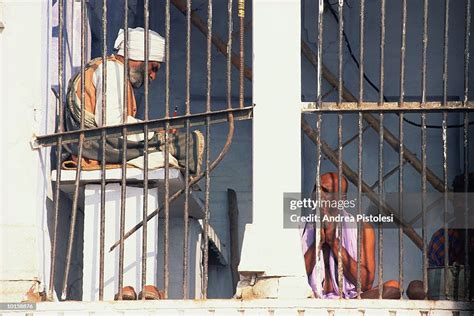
[99,0,108,301]
[238,0,245,108]
[227,0,233,111]
[398,0,407,299]
[164,0,171,299]
[463,0,471,301]
[118,0,129,300]
[315,0,324,297]
[141,0,150,299]
[202,0,213,299]
[464,0,472,107]
[49,0,64,299]
[183,0,192,300]
[442,0,450,299]
[463,113,470,301]
[356,0,364,299]
[316,0,323,107]
[443,0,450,108]
[421,104,428,299]
[400,0,407,108]
[377,0,386,300]
[421,0,429,299]
[315,112,322,298]
[377,118,384,300]
[62,0,87,300]
[358,0,365,107]
[379,0,386,106]
[337,0,343,107]
[356,123,363,300]
[442,112,449,299]
[337,0,344,298]
[421,0,429,107]
[398,122,404,300]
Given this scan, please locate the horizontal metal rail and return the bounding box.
[302,101,474,112]
[32,106,253,148]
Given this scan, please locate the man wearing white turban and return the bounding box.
[64,27,203,176]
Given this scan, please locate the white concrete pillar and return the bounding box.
[0,0,51,302]
[237,0,312,299]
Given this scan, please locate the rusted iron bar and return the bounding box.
[442,0,450,299]
[170,0,252,81]
[61,0,87,299]
[336,0,344,298]
[49,0,64,300]
[302,101,474,112]
[141,0,150,299]
[314,0,324,297]
[227,0,234,110]
[164,0,171,299]
[463,0,471,299]
[202,0,213,299]
[33,107,252,148]
[182,0,192,299]
[379,0,386,106]
[99,0,108,300]
[316,0,323,107]
[238,0,245,108]
[301,118,423,250]
[398,3,407,294]
[421,0,429,298]
[356,0,364,298]
[117,1,130,300]
[377,0,386,298]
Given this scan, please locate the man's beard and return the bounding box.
[129,64,146,89]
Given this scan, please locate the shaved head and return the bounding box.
[316,172,348,194]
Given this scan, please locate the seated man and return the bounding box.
[301,172,401,299]
[64,27,203,174]
[63,27,204,300]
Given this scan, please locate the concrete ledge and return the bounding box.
[2,299,472,314]
[0,280,39,303]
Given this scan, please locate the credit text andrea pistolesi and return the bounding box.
[289,213,394,223]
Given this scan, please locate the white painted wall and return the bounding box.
[0,0,51,302]
[236,1,312,298]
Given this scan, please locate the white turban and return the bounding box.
[114,27,165,62]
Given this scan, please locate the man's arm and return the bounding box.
[303,226,325,275]
[326,222,375,291]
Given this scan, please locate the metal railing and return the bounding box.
[33,0,473,303]
[34,0,252,301]
[302,0,472,301]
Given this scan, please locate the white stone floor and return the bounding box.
[1,299,473,316]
